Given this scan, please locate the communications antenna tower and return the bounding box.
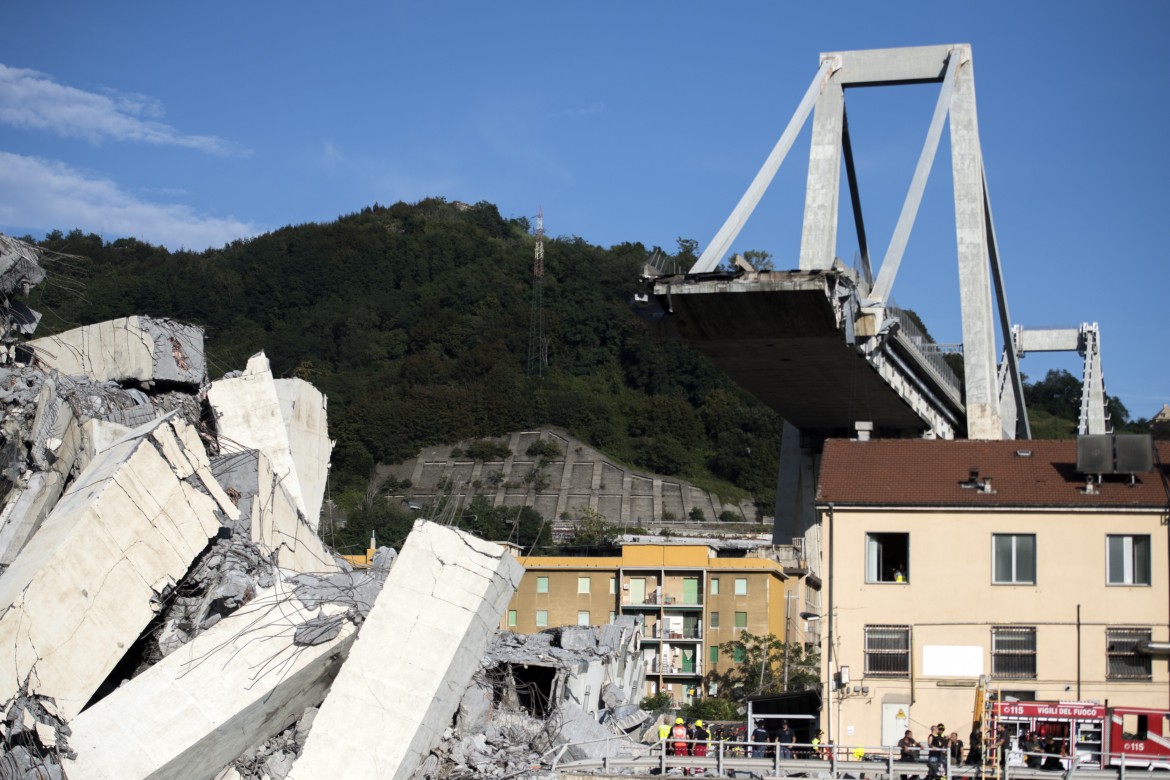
[527,207,546,376]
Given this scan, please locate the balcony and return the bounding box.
[645,660,703,677]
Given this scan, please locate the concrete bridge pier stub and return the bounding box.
[799,69,844,272]
[949,48,1003,440]
[773,421,818,545]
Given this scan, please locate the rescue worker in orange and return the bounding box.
[672,717,690,756]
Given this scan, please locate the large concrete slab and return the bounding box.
[288,521,524,780]
[0,415,230,719]
[274,377,332,532]
[651,271,930,435]
[26,316,205,385]
[208,353,314,526]
[65,587,358,780]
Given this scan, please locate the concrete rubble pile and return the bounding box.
[415,617,649,779]
[1,234,656,780]
[0,234,533,780]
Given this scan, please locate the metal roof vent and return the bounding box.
[1015,449,1032,458]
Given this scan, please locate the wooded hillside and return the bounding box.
[20,199,783,514]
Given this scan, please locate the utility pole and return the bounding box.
[783,592,793,690]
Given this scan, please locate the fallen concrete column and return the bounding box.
[26,316,205,386]
[208,353,313,527]
[65,586,360,780]
[0,414,233,720]
[288,520,524,780]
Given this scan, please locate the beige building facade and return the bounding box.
[504,542,820,705]
[814,438,1170,752]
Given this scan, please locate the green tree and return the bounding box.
[568,506,618,549]
[707,631,820,701]
[682,697,742,722]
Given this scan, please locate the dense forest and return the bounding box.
[16,198,1159,550]
[19,199,783,527]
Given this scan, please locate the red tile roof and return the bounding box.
[816,438,1170,509]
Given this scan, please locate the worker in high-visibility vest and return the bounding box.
[658,720,671,745]
[671,717,690,756]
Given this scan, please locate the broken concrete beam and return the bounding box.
[208,353,316,528]
[212,449,330,569]
[274,378,332,533]
[65,588,358,780]
[0,414,233,720]
[287,521,524,780]
[0,380,84,565]
[212,449,337,574]
[26,316,205,386]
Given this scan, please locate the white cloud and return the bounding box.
[0,152,261,251]
[0,64,247,156]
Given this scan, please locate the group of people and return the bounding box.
[662,717,712,757]
[897,723,982,779]
[660,718,826,760]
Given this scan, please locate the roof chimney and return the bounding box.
[855,421,873,442]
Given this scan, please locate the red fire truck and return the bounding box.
[992,701,1170,770]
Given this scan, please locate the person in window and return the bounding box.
[894,566,906,583]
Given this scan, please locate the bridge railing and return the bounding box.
[558,739,1148,779]
[887,303,964,399]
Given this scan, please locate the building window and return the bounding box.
[609,611,615,624]
[710,611,719,628]
[864,624,911,677]
[734,578,747,596]
[710,646,720,664]
[536,576,549,593]
[578,610,590,626]
[1106,628,1152,680]
[1107,535,1151,586]
[866,533,909,583]
[711,578,720,595]
[507,609,517,627]
[992,626,1037,679]
[578,576,591,594]
[734,611,747,629]
[536,610,548,627]
[993,534,1036,584]
[733,645,746,663]
[610,576,616,594]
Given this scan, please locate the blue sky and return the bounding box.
[1,2,1166,418]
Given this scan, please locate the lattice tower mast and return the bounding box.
[527,207,546,376]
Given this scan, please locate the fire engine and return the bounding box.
[991,700,1170,770]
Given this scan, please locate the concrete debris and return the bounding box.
[287,521,524,780]
[0,414,231,721]
[65,583,363,780]
[409,616,647,778]
[0,245,599,780]
[26,315,206,388]
[208,353,322,530]
[0,235,46,298]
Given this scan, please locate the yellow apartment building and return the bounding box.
[504,542,821,705]
[814,438,1170,752]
